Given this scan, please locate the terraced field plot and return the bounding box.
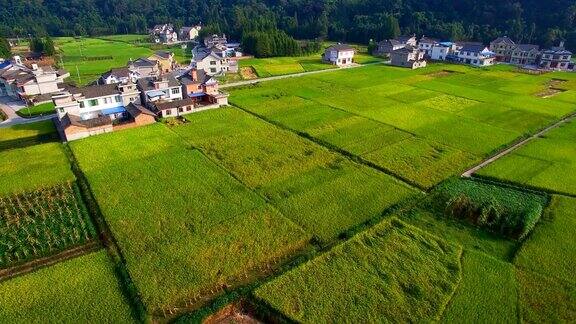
[230,63,576,188]
[478,120,576,196]
[70,124,310,315]
[172,108,415,242]
[255,218,462,323]
[0,251,134,323]
[0,120,59,151]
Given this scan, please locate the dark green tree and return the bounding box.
[0,37,11,59]
[43,36,56,56]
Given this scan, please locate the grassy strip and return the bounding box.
[15,102,56,118]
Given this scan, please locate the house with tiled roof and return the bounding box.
[99,67,140,85]
[148,51,176,73]
[323,44,355,66]
[490,36,516,62]
[510,44,540,66]
[128,58,159,78]
[52,82,154,141]
[390,45,427,69]
[137,75,183,106]
[0,56,68,101]
[191,48,231,75]
[454,43,495,67]
[150,24,178,44]
[540,42,572,71]
[376,35,417,57]
[180,25,202,41]
[418,36,439,57]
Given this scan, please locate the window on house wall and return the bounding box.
[165,110,171,116]
[172,88,180,95]
[210,68,216,73]
[178,107,183,112]
[210,61,216,65]
[187,106,191,111]
[115,96,121,103]
[103,97,112,104]
[88,99,98,106]
[79,101,85,108]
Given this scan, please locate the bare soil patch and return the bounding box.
[204,302,262,324]
[427,70,460,78]
[240,67,258,80]
[537,79,568,98]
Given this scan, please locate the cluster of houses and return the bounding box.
[375,35,573,71]
[150,24,202,44]
[0,55,69,104]
[51,48,230,141]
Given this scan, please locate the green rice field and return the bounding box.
[0,251,134,323]
[478,120,576,196]
[255,218,462,323]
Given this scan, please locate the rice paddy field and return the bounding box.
[230,63,576,189]
[478,119,576,196]
[1,60,576,322]
[0,251,135,323]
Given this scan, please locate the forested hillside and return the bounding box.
[0,0,575,49]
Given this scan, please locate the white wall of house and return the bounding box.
[431,46,449,60]
[325,50,355,66]
[456,50,495,67]
[194,55,230,75]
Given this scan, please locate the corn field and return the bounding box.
[0,182,96,269]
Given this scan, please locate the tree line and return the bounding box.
[0,0,575,51]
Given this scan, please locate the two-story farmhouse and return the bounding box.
[0,56,68,102]
[490,36,516,62]
[148,51,176,74]
[192,49,231,75]
[418,36,438,58]
[128,58,160,78]
[99,67,140,85]
[152,69,229,118]
[179,26,202,41]
[376,35,417,57]
[323,44,355,66]
[540,42,572,71]
[137,75,183,107]
[455,43,495,67]
[510,44,540,66]
[53,82,155,140]
[430,42,458,61]
[204,34,228,48]
[390,45,427,69]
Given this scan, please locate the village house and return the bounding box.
[150,24,178,44]
[490,36,516,62]
[179,25,202,41]
[148,51,176,73]
[191,49,231,75]
[454,43,495,67]
[128,58,160,78]
[418,36,438,58]
[99,67,140,85]
[204,34,228,48]
[510,44,540,66]
[137,75,183,107]
[430,42,459,61]
[390,45,427,69]
[0,56,68,102]
[323,44,355,66]
[540,42,572,71]
[375,35,417,57]
[52,82,155,141]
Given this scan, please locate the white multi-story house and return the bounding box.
[510,44,540,66]
[52,82,155,141]
[128,58,160,78]
[418,36,438,57]
[390,45,427,69]
[540,42,572,71]
[137,76,183,106]
[430,42,458,61]
[54,82,141,121]
[99,67,140,85]
[150,24,178,44]
[454,43,495,67]
[179,25,202,41]
[0,56,68,101]
[191,49,231,75]
[323,44,355,66]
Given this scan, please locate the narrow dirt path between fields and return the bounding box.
[221,61,387,89]
[0,241,101,282]
[462,112,576,177]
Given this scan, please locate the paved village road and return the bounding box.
[462,111,576,177]
[220,61,387,89]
